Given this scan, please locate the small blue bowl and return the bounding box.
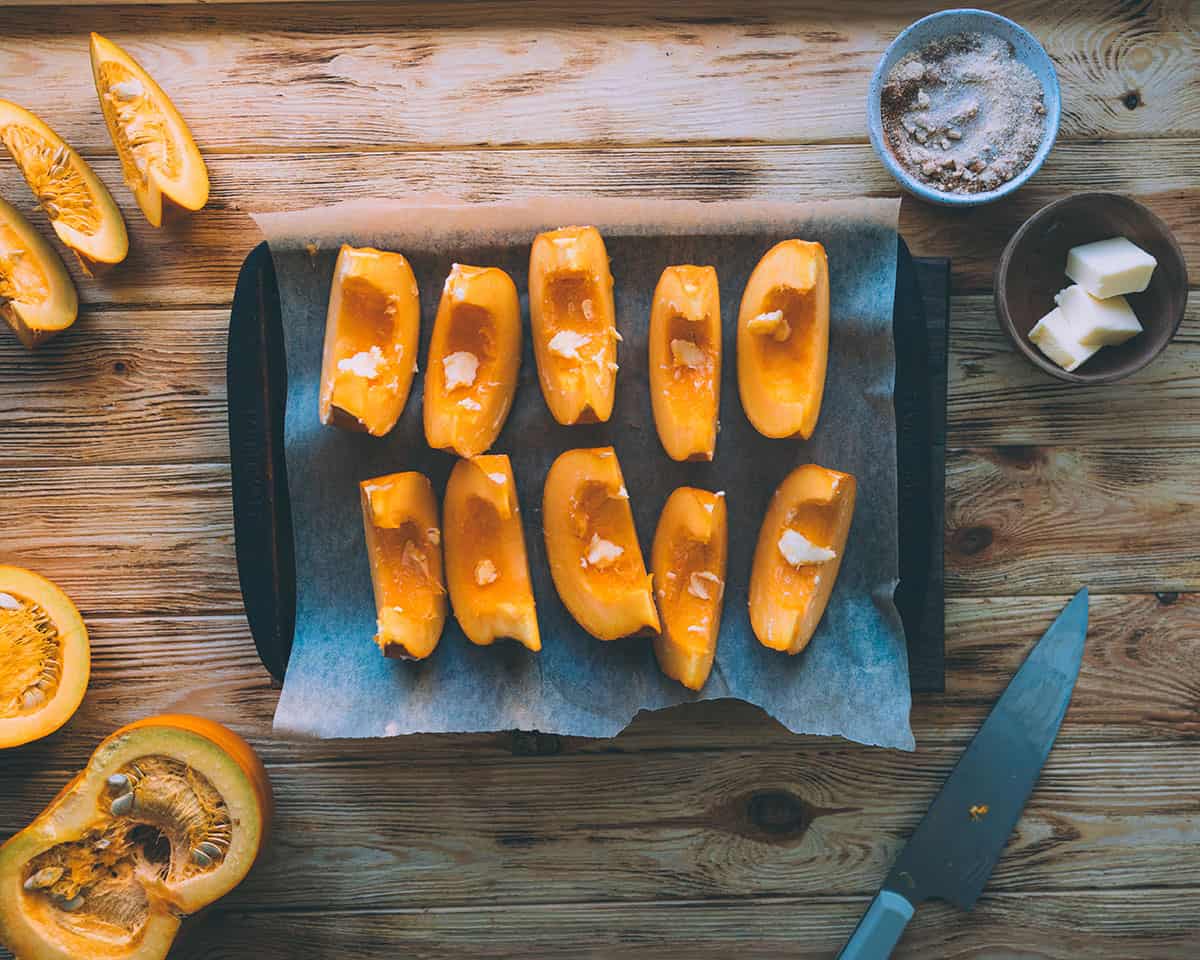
[867,9,1061,207]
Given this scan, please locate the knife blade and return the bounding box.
[837,587,1089,959]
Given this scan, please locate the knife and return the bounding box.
[837,587,1089,959]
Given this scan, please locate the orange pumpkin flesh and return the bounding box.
[319,244,420,437]
[424,264,521,457]
[90,33,209,228]
[443,455,540,651]
[543,447,659,641]
[360,472,446,660]
[0,197,78,349]
[651,487,727,691]
[0,100,128,276]
[749,464,856,655]
[737,240,830,439]
[0,714,271,960]
[649,265,721,461]
[0,566,89,750]
[529,226,618,425]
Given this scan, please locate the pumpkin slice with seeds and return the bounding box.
[0,566,89,749]
[90,33,209,228]
[0,101,128,277]
[0,198,79,348]
[0,714,272,960]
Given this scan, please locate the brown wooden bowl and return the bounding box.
[995,192,1189,384]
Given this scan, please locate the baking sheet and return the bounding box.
[255,197,914,750]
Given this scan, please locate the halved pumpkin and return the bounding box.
[0,566,88,750]
[0,100,128,276]
[649,265,721,461]
[651,487,727,691]
[0,714,271,960]
[749,464,856,655]
[91,33,209,227]
[0,197,78,348]
[443,455,540,651]
[529,226,618,425]
[319,244,420,437]
[360,471,446,660]
[737,240,829,439]
[424,263,521,457]
[542,447,659,641]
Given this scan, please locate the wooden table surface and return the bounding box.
[1,2,1198,957]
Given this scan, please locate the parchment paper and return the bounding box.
[255,197,913,750]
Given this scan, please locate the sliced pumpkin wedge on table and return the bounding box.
[749,464,856,655]
[91,32,209,227]
[443,455,540,651]
[651,487,728,690]
[738,239,830,439]
[0,714,271,960]
[319,244,421,437]
[424,263,521,458]
[0,566,88,750]
[0,100,128,275]
[0,197,78,348]
[543,447,659,641]
[360,471,447,660]
[649,264,721,461]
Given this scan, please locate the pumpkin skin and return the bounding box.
[528,226,618,425]
[360,471,446,660]
[319,244,420,437]
[0,197,78,349]
[649,265,721,461]
[542,447,659,641]
[0,566,89,749]
[0,99,128,276]
[443,455,540,651]
[424,264,521,458]
[90,32,209,227]
[0,714,272,960]
[737,240,829,439]
[651,487,727,691]
[749,464,856,655]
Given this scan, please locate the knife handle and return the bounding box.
[836,890,915,960]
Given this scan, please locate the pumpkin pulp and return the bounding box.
[0,196,79,348]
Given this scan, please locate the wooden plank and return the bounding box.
[1,140,1195,310]
[0,2,1195,153]
[945,446,1200,596]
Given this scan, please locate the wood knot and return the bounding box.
[1156,591,1179,606]
[510,730,562,756]
[993,445,1043,469]
[746,790,813,837]
[113,360,128,374]
[953,525,994,556]
[1122,90,1143,110]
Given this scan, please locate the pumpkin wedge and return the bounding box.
[749,464,855,655]
[529,226,618,425]
[651,487,727,691]
[0,101,128,276]
[319,244,420,437]
[424,263,521,457]
[0,197,78,348]
[543,447,659,641]
[738,240,830,439]
[360,471,446,660]
[0,567,88,750]
[649,265,721,461]
[0,714,271,960]
[90,32,209,227]
[443,455,540,651]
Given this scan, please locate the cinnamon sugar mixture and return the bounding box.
[881,32,1046,195]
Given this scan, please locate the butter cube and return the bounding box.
[1065,236,1157,299]
[1028,306,1099,372]
[1054,284,1143,347]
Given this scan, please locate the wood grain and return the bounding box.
[0,140,1195,311]
[0,2,1195,153]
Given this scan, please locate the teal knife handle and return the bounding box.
[836,890,915,960]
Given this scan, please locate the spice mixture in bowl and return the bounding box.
[867,10,1061,207]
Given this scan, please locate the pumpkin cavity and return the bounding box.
[0,224,50,306]
[0,593,61,719]
[0,125,103,235]
[97,62,181,190]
